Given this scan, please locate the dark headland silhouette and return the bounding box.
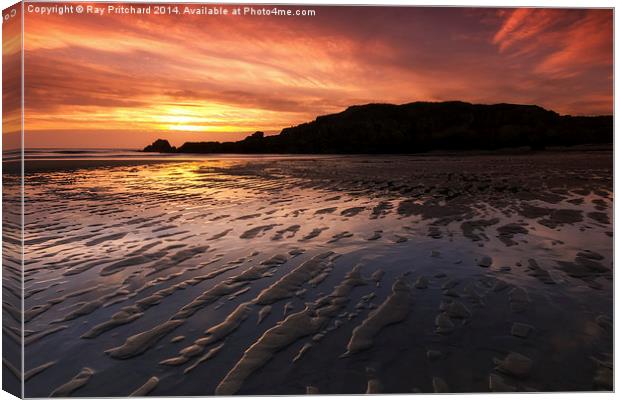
[143,101,612,154]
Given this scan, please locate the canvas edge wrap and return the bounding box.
[2,1,24,398]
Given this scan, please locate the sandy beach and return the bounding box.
[5,149,612,396]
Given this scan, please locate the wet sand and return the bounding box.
[8,150,613,396]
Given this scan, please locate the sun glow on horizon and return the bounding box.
[14,6,612,148]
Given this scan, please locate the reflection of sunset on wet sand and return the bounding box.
[5,149,611,396]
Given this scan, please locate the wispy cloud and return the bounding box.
[19,5,613,148]
[492,9,612,77]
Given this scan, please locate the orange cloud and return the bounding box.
[17,4,613,148]
[3,4,22,146]
[535,10,612,78]
[492,9,559,52]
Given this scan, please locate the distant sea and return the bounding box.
[18,148,337,161]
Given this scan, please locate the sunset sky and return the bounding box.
[4,4,614,148]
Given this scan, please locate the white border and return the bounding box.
[0,1,616,400]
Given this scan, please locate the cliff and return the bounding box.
[144,101,613,154]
